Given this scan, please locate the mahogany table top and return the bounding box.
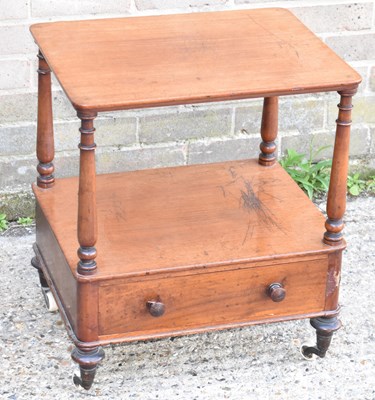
[30,8,361,112]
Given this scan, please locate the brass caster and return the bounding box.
[300,343,318,360]
[73,367,97,390]
[71,347,105,390]
[301,316,341,360]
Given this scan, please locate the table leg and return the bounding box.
[33,50,55,309]
[36,50,54,188]
[324,88,357,246]
[301,87,357,360]
[259,97,278,166]
[72,111,104,390]
[72,347,105,390]
[77,112,98,276]
[301,315,342,359]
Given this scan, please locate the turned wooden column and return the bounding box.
[77,112,98,275]
[73,112,104,390]
[324,88,357,246]
[36,50,54,188]
[259,97,278,166]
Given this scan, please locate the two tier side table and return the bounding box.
[30,8,361,390]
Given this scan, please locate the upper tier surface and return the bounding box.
[30,8,361,112]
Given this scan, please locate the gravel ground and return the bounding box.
[0,197,374,400]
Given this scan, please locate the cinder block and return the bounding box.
[234,102,262,135]
[96,145,186,174]
[349,127,370,157]
[0,25,36,55]
[0,116,138,156]
[0,190,35,220]
[325,33,375,62]
[7,143,186,184]
[188,137,259,164]
[236,98,324,136]
[370,128,375,155]
[291,3,372,33]
[369,66,375,92]
[31,0,131,17]
[53,117,137,151]
[279,98,325,134]
[52,91,78,119]
[96,117,138,147]
[0,0,29,20]
[0,125,36,156]
[53,154,80,178]
[0,60,30,90]
[328,95,375,125]
[30,58,63,90]
[0,93,37,123]
[0,158,35,187]
[29,143,186,180]
[280,127,369,160]
[0,90,76,124]
[135,0,226,10]
[351,66,368,93]
[53,121,79,151]
[139,108,232,144]
[280,132,334,160]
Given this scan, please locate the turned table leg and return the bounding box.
[72,347,105,390]
[36,50,54,189]
[302,88,357,359]
[324,89,356,246]
[72,112,104,390]
[76,112,98,276]
[32,50,55,308]
[302,315,342,359]
[259,97,278,166]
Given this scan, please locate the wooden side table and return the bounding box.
[30,9,361,390]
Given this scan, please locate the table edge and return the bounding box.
[66,82,361,113]
[29,8,362,113]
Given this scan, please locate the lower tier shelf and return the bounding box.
[33,158,344,345]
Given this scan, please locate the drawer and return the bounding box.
[98,258,328,338]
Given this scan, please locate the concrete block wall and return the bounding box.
[1,0,375,202]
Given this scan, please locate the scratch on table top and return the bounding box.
[240,179,284,245]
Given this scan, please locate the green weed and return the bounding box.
[279,146,332,200]
[347,173,366,196]
[0,214,9,232]
[17,217,34,226]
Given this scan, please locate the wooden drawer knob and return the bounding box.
[146,300,165,317]
[267,283,286,302]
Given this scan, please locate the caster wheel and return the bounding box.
[300,343,318,361]
[73,371,82,388]
[41,287,58,312]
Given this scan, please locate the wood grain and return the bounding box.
[30,9,361,112]
[35,203,78,332]
[33,159,342,280]
[98,257,327,337]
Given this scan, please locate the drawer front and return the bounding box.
[98,259,327,338]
